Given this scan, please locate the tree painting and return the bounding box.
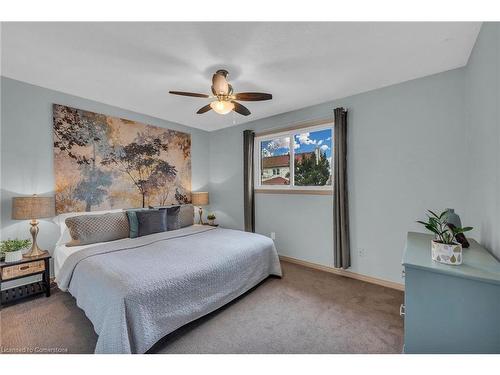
[101,134,177,208]
[53,104,191,214]
[53,105,113,211]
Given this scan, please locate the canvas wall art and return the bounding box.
[53,104,191,214]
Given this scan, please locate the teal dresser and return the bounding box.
[402,232,500,353]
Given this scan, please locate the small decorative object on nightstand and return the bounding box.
[1,239,32,263]
[192,191,209,225]
[12,195,55,258]
[207,213,216,226]
[0,252,51,305]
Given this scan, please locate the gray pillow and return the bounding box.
[136,209,167,237]
[179,204,194,227]
[65,212,130,247]
[152,204,194,228]
[160,206,181,231]
[125,208,149,238]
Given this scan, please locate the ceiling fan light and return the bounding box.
[210,100,234,115]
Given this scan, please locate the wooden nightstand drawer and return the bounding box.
[1,260,45,280]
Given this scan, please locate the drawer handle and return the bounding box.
[400,304,405,317]
[20,266,30,271]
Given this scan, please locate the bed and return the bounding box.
[54,224,282,354]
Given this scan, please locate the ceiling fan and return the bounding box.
[169,69,272,116]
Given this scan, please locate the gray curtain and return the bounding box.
[243,130,255,232]
[333,108,350,269]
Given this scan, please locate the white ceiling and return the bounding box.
[1,22,481,132]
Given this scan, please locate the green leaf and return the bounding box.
[425,224,439,234]
[428,209,440,219]
[0,238,31,252]
[451,226,473,234]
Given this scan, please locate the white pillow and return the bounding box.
[53,209,123,246]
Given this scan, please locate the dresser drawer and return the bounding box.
[1,260,45,280]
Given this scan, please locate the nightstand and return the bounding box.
[0,253,51,306]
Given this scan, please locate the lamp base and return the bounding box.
[23,219,48,258]
[23,245,48,258]
[198,206,204,225]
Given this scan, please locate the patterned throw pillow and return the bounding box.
[136,209,167,237]
[65,212,130,247]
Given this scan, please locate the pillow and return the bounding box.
[159,206,181,231]
[136,209,167,237]
[65,212,130,247]
[151,204,194,228]
[125,208,150,238]
[179,204,194,228]
[53,209,123,246]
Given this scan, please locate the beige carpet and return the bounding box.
[0,261,404,354]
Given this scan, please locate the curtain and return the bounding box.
[243,130,255,232]
[333,108,350,269]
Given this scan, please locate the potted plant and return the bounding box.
[207,213,216,226]
[417,210,472,265]
[1,239,32,263]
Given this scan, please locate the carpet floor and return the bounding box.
[0,261,404,354]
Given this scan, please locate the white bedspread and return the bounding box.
[56,225,282,353]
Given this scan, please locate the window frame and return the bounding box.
[254,122,334,194]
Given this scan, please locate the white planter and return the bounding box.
[4,250,23,263]
[431,240,462,265]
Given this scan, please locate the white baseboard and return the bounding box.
[279,255,405,291]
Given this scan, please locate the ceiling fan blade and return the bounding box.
[169,91,209,98]
[232,101,251,116]
[196,104,212,114]
[233,92,272,101]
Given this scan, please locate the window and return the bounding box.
[255,123,333,192]
[259,136,291,185]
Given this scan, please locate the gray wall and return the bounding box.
[209,68,468,284]
[0,77,211,252]
[464,22,500,259]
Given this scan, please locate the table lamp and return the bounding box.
[191,192,209,225]
[12,195,55,258]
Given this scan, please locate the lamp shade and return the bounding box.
[191,192,209,206]
[12,196,55,220]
